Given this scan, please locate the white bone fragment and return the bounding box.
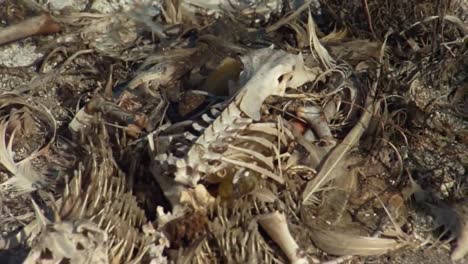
[258,211,309,264]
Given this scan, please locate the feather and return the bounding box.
[309,225,402,256]
[318,161,358,225]
[302,96,378,204]
[307,12,335,70]
[0,122,50,195]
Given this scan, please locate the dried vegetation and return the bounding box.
[0,0,466,263]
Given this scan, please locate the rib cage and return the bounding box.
[154,48,319,189]
[157,100,293,187]
[23,129,162,264]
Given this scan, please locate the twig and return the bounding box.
[0,14,60,46]
[266,0,312,32]
[400,15,468,36]
[363,0,377,39]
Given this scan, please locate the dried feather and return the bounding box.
[302,95,378,204]
[30,198,50,228]
[307,12,335,70]
[0,123,50,195]
[308,225,402,256]
[318,160,358,225]
[0,122,17,174]
[136,48,199,73]
[0,94,56,144]
[320,28,348,44]
[7,110,39,138]
[0,94,57,195]
[161,0,184,25]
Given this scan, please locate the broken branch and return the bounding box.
[0,14,60,46]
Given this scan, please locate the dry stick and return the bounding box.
[266,0,312,33]
[0,14,60,46]
[363,0,377,39]
[400,15,468,36]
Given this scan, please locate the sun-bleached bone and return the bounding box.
[236,47,320,121]
[24,220,109,264]
[168,48,318,186]
[156,47,320,190]
[258,211,308,264]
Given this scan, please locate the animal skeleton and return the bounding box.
[19,129,165,264]
[153,48,320,194]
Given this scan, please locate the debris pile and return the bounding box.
[0,0,466,263]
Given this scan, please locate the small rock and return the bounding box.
[0,42,43,67]
[91,0,160,15]
[178,92,206,117]
[47,0,88,12]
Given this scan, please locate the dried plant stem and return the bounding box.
[400,15,468,36]
[0,14,60,46]
[266,0,312,32]
[363,0,377,39]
